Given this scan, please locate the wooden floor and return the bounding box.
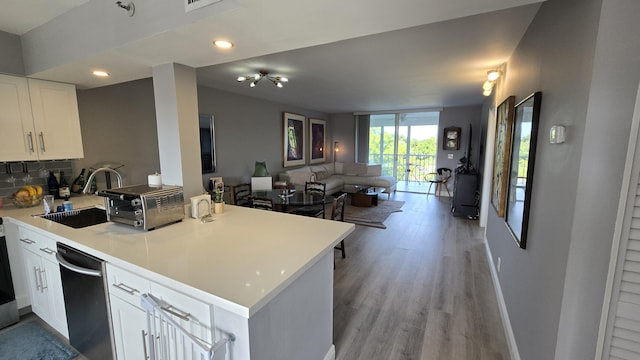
[333,191,510,360]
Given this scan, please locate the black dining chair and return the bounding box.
[289,181,326,218]
[250,196,273,211]
[331,193,347,258]
[233,183,251,207]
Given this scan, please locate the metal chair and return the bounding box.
[250,196,273,211]
[289,181,326,218]
[331,193,347,258]
[427,168,452,197]
[232,183,251,206]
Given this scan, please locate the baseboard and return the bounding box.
[323,344,336,360]
[483,235,520,360]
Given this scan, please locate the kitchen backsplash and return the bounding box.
[0,160,74,200]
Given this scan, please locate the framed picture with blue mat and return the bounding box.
[0,321,78,360]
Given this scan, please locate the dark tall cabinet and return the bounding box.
[451,170,478,219]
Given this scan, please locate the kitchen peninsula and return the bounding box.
[1,195,354,360]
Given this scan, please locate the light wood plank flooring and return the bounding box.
[333,191,509,360]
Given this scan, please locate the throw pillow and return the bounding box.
[334,162,344,174]
[365,165,382,176]
[343,162,367,176]
[288,171,314,185]
[315,170,330,180]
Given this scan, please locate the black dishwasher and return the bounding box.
[56,242,114,359]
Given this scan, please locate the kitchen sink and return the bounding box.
[38,207,108,229]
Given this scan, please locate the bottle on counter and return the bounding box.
[59,171,71,200]
[71,168,86,193]
[47,171,59,199]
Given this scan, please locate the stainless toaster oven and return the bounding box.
[98,184,184,230]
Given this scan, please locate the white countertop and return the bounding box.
[0,195,354,318]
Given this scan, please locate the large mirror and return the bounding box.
[199,114,216,173]
[505,92,542,249]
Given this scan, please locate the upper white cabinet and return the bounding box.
[0,74,84,161]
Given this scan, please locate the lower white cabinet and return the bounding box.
[110,295,149,360]
[19,227,68,338]
[106,263,216,360]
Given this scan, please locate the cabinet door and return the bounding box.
[4,220,30,308]
[41,258,69,338]
[110,295,149,360]
[0,74,37,161]
[21,248,48,318]
[28,79,84,160]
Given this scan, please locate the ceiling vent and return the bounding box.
[185,0,222,13]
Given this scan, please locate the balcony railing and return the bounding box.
[369,153,437,181]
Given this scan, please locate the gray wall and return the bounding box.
[484,0,605,359]
[197,86,330,186]
[332,113,357,163]
[438,105,482,172]
[73,78,160,189]
[0,30,24,75]
[556,0,640,358]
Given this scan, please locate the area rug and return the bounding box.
[342,200,404,229]
[0,321,78,360]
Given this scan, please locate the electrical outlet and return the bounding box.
[497,257,502,273]
[448,153,454,159]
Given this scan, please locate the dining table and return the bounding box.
[251,189,334,213]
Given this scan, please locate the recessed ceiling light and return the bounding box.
[213,40,234,49]
[92,70,110,77]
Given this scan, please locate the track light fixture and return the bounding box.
[482,69,502,96]
[237,71,288,88]
[116,1,135,16]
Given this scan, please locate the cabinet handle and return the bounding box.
[39,247,56,255]
[39,267,48,292]
[20,238,35,245]
[141,330,149,359]
[33,267,42,291]
[161,304,191,321]
[27,132,35,153]
[39,132,46,152]
[113,282,139,295]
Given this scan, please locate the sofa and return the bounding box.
[279,162,397,198]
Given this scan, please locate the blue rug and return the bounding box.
[0,321,78,360]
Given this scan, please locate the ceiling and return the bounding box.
[1,0,543,114]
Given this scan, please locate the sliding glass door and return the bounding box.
[369,111,439,193]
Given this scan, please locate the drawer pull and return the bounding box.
[40,268,48,291]
[27,132,35,153]
[161,304,191,321]
[33,267,41,291]
[113,282,139,295]
[20,238,36,245]
[39,247,56,255]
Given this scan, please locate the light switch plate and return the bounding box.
[448,154,454,159]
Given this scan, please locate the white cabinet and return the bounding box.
[3,219,30,308]
[106,263,216,360]
[0,75,37,161]
[19,227,69,338]
[0,74,84,161]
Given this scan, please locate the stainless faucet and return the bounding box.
[82,167,123,194]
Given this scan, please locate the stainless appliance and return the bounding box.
[0,218,19,329]
[56,242,114,359]
[98,184,184,230]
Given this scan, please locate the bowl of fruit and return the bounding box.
[10,185,44,208]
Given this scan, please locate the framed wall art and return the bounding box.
[505,91,542,249]
[309,118,326,164]
[283,112,306,167]
[491,96,516,217]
